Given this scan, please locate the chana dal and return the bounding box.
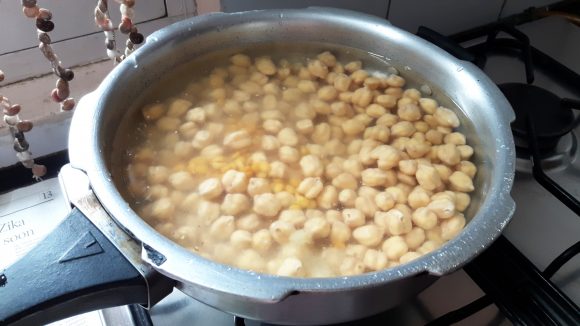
[125,50,476,277]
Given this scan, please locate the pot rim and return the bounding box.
[69,7,516,303]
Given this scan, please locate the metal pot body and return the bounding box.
[69,8,516,325]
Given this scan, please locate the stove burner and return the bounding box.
[499,83,576,154]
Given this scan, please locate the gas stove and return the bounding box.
[1,7,579,326]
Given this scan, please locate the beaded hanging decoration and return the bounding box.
[0,71,47,180]
[95,0,144,63]
[22,0,76,111]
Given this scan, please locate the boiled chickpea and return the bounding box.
[404,227,426,250]
[384,208,412,235]
[407,187,430,209]
[433,164,452,183]
[398,103,422,121]
[237,249,266,272]
[437,144,461,166]
[382,236,409,260]
[441,214,466,240]
[353,224,383,247]
[251,229,273,253]
[352,87,373,107]
[279,210,306,228]
[342,119,366,136]
[457,145,474,160]
[434,107,460,128]
[342,208,365,228]
[297,177,324,199]
[317,85,338,102]
[255,56,277,75]
[209,215,235,241]
[312,122,331,144]
[449,171,475,192]
[332,172,358,190]
[455,192,471,212]
[318,186,339,209]
[253,193,281,217]
[300,155,324,177]
[391,121,416,138]
[270,220,295,244]
[456,161,477,179]
[168,171,196,191]
[399,251,421,264]
[304,217,331,239]
[416,164,442,191]
[371,145,401,170]
[361,168,389,187]
[296,119,314,134]
[279,146,300,163]
[221,169,248,193]
[364,125,390,143]
[428,198,456,219]
[418,98,437,114]
[385,186,407,204]
[263,119,283,134]
[269,161,288,179]
[340,256,365,276]
[198,178,223,199]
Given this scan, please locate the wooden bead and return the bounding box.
[39,43,56,61]
[119,17,132,34]
[62,98,75,111]
[23,6,39,18]
[17,120,33,132]
[36,18,54,32]
[129,32,144,44]
[4,104,21,116]
[32,164,47,178]
[38,32,51,44]
[21,0,37,8]
[37,8,52,20]
[51,88,63,102]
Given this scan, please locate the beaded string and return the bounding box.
[0,70,47,180]
[95,0,144,63]
[22,0,76,111]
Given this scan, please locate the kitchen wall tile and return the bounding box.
[220,0,389,18]
[388,0,504,35]
[500,0,555,18]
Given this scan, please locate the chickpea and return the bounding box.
[355,196,378,219]
[343,60,361,73]
[428,198,456,219]
[425,129,443,145]
[361,168,389,187]
[457,145,474,160]
[433,164,452,183]
[441,214,466,240]
[364,125,390,143]
[198,178,223,199]
[156,116,181,132]
[261,135,280,152]
[142,103,166,121]
[297,177,324,199]
[145,185,169,200]
[279,210,306,228]
[147,166,169,185]
[399,251,421,264]
[237,249,266,272]
[382,236,409,260]
[376,113,399,127]
[296,119,314,134]
[426,226,443,243]
[373,192,394,212]
[317,85,338,102]
[197,200,221,225]
[200,144,224,158]
[304,217,331,239]
[269,161,288,179]
[405,138,431,159]
[337,189,355,207]
[399,159,418,175]
[385,208,412,235]
[276,191,295,208]
[371,145,401,170]
[222,169,248,193]
[312,122,331,144]
[275,257,304,277]
[255,56,277,75]
[352,87,374,107]
[236,213,261,232]
[353,225,383,247]
[167,171,195,191]
[229,53,251,67]
[294,103,317,120]
[386,74,406,88]
[342,119,366,136]
[418,240,442,254]
[418,98,437,114]
[449,171,475,192]
[332,172,358,190]
[252,193,281,217]
[444,132,466,145]
[318,185,339,209]
[437,144,461,166]
[209,215,235,240]
[455,192,471,212]
[391,121,417,138]
[397,103,422,122]
[433,107,460,128]
[350,70,369,85]
[406,186,429,209]
[385,186,407,204]
[416,164,442,191]
[363,249,388,271]
[342,208,365,228]
[251,229,273,253]
[279,146,300,163]
[404,227,426,250]
[437,126,452,135]
[246,178,270,197]
[263,119,283,134]
[340,256,365,276]
[456,161,477,179]
[150,198,175,220]
[300,155,324,177]
[270,220,296,244]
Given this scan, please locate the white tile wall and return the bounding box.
[500,0,555,18]
[387,0,504,35]
[220,0,389,18]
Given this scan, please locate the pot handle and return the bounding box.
[0,208,148,326]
